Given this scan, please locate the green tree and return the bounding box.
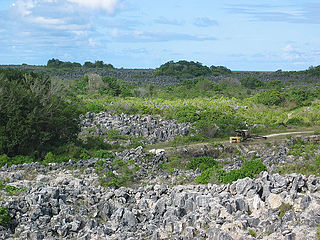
[0,69,80,158]
[240,76,264,89]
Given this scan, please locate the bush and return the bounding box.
[0,207,10,227]
[92,150,115,159]
[0,69,80,158]
[0,154,9,167]
[195,167,225,184]
[195,167,215,184]
[195,159,267,184]
[240,76,264,89]
[100,159,140,188]
[154,60,211,78]
[241,159,267,178]
[188,156,219,171]
[0,154,35,167]
[255,91,285,106]
[221,169,245,184]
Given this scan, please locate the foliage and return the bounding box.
[196,108,246,137]
[159,156,188,173]
[47,58,81,68]
[0,69,81,158]
[277,138,320,176]
[254,90,285,106]
[288,138,317,158]
[188,156,219,171]
[278,203,293,218]
[195,159,267,184]
[83,60,114,69]
[99,159,140,188]
[240,160,268,178]
[307,65,320,76]
[248,229,257,237]
[47,58,114,69]
[154,60,211,78]
[240,76,264,89]
[0,181,26,195]
[210,65,232,76]
[0,207,10,227]
[195,167,225,184]
[0,155,34,168]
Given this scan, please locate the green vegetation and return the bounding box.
[248,229,257,237]
[316,224,320,240]
[47,58,114,69]
[194,159,267,184]
[188,156,219,171]
[154,60,211,78]
[277,138,320,176]
[1,62,320,185]
[97,159,140,188]
[278,202,293,218]
[240,76,264,89]
[0,207,10,227]
[154,60,231,78]
[0,69,80,158]
[0,181,26,195]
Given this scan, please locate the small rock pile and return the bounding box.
[80,112,192,144]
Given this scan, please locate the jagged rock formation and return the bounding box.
[1,163,320,239]
[1,136,320,239]
[80,112,192,145]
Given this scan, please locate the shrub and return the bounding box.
[195,167,215,184]
[188,156,218,171]
[248,229,257,237]
[195,160,267,185]
[0,207,10,227]
[241,160,267,178]
[92,150,115,159]
[255,91,285,106]
[0,154,9,167]
[240,76,264,89]
[100,159,140,188]
[0,69,81,158]
[221,169,245,184]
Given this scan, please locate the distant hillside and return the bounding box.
[0,60,319,86]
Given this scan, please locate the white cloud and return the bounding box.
[283,44,303,60]
[32,16,64,25]
[88,38,98,47]
[67,0,119,13]
[14,0,35,16]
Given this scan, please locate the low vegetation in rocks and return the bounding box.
[0,207,10,227]
[195,159,267,184]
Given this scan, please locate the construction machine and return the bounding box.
[229,130,267,143]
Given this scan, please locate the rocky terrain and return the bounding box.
[80,112,192,145]
[1,133,320,240]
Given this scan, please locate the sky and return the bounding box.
[0,0,319,71]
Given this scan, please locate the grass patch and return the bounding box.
[195,159,267,184]
[0,181,26,196]
[278,202,293,218]
[0,207,10,227]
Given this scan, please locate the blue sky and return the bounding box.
[0,0,319,70]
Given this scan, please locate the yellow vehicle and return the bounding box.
[229,136,242,143]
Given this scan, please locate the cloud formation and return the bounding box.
[67,0,119,13]
[154,16,184,26]
[226,3,320,24]
[194,17,218,27]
